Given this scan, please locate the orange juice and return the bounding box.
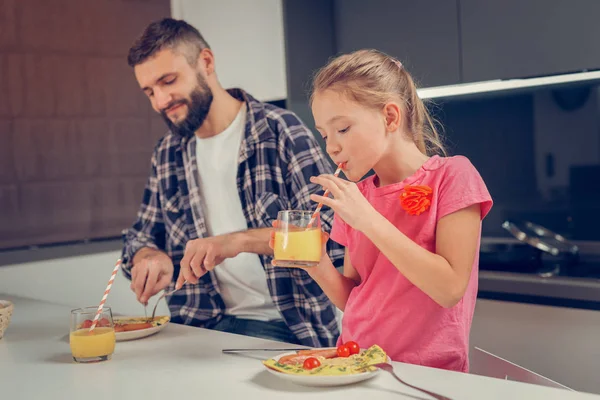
[274,228,321,264]
[69,327,116,359]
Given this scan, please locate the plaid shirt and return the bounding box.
[121,89,344,347]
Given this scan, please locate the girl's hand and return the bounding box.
[310,174,376,232]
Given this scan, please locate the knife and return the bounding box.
[222,348,308,353]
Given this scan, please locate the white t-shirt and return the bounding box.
[195,103,281,322]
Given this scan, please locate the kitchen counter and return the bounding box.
[479,270,600,309]
[478,237,600,309]
[1,295,599,399]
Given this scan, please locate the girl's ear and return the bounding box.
[382,102,402,133]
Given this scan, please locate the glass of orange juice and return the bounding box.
[273,210,322,267]
[69,307,116,363]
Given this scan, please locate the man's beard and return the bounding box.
[160,77,213,138]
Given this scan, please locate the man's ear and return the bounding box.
[196,48,215,76]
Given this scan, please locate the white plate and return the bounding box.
[264,349,383,387]
[114,316,169,342]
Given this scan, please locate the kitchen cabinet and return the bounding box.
[460,0,600,82]
[472,299,600,393]
[284,0,600,93]
[283,0,336,102]
[334,0,461,88]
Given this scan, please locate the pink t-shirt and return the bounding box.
[331,155,492,373]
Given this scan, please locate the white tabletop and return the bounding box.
[1,295,598,400]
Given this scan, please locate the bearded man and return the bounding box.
[121,18,343,346]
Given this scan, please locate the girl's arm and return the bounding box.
[364,204,482,308]
[308,248,360,311]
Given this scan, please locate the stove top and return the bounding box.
[479,237,600,279]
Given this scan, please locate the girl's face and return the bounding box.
[312,89,390,182]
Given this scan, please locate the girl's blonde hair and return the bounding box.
[310,49,446,156]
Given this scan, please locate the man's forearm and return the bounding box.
[231,228,273,256]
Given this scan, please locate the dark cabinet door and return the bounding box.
[283,0,336,102]
[334,0,461,88]
[460,0,600,82]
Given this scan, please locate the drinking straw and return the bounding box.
[306,162,345,229]
[89,259,121,332]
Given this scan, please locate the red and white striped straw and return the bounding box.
[89,259,122,332]
[307,163,345,229]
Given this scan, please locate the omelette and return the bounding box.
[113,315,169,332]
[263,345,388,376]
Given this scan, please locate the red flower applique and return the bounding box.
[400,185,433,216]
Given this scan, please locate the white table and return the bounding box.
[1,295,598,400]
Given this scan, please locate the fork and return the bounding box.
[374,363,453,400]
[149,280,187,320]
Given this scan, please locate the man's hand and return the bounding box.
[177,235,241,287]
[130,248,174,305]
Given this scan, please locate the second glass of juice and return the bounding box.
[274,210,322,267]
[69,307,116,363]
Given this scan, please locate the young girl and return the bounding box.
[273,49,493,373]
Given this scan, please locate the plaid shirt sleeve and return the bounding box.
[278,113,346,268]
[120,146,166,279]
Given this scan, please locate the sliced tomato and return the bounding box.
[345,341,360,355]
[303,357,321,370]
[336,345,350,358]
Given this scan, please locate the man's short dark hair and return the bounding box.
[127,18,210,67]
